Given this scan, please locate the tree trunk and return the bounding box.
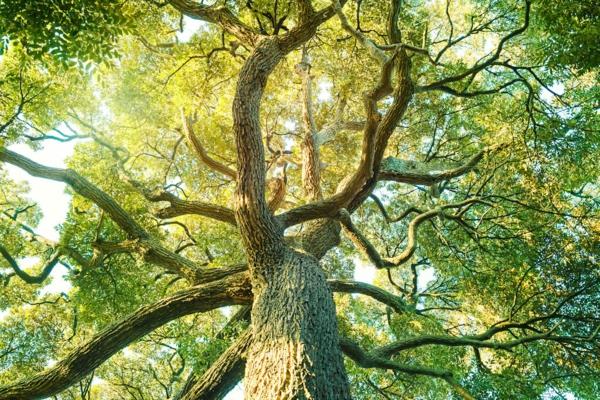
[244,248,351,399]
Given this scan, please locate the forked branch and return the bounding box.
[340,338,476,400]
[339,198,492,269]
[419,0,531,92]
[0,148,210,282]
[231,1,346,256]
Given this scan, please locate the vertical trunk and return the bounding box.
[245,249,351,399]
[231,32,351,398]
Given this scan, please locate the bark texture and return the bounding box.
[245,249,351,399]
[181,330,251,400]
[228,7,352,394]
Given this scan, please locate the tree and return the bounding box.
[0,0,598,398]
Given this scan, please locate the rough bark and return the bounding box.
[181,330,251,400]
[227,2,352,393]
[245,249,351,399]
[232,38,286,261]
[298,218,341,259]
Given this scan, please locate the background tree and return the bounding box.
[0,0,598,398]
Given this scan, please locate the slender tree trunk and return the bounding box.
[244,249,351,399]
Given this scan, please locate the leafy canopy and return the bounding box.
[0,0,599,398]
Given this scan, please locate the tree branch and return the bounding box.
[0,148,210,282]
[278,29,414,229]
[338,199,492,268]
[181,109,237,180]
[416,78,524,98]
[232,2,344,258]
[339,338,476,400]
[168,0,261,46]
[0,273,251,400]
[369,194,422,224]
[375,328,598,358]
[142,188,237,226]
[419,0,531,92]
[0,244,61,284]
[329,279,411,313]
[378,145,499,185]
[180,330,251,400]
[296,50,323,200]
[0,148,145,237]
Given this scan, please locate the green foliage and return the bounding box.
[0,0,598,398]
[0,0,134,66]
[533,0,600,72]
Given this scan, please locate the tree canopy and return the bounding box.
[0,0,598,399]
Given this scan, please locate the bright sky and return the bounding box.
[176,17,206,42]
[4,139,75,295]
[5,141,74,241]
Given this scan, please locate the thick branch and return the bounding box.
[0,273,252,400]
[278,43,414,229]
[144,188,237,226]
[295,0,316,24]
[329,279,411,313]
[296,53,323,200]
[267,174,287,212]
[232,38,287,257]
[232,2,343,258]
[379,146,494,185]
[0,148,145,237]
[168,0,261,46]
[278,1,346,53]
[0,148,209,282]
[180,330,251,400]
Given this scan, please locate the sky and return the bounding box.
[4,139,75,295]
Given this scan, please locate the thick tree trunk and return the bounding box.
[229,25,352,397]
[244,249,351,399]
